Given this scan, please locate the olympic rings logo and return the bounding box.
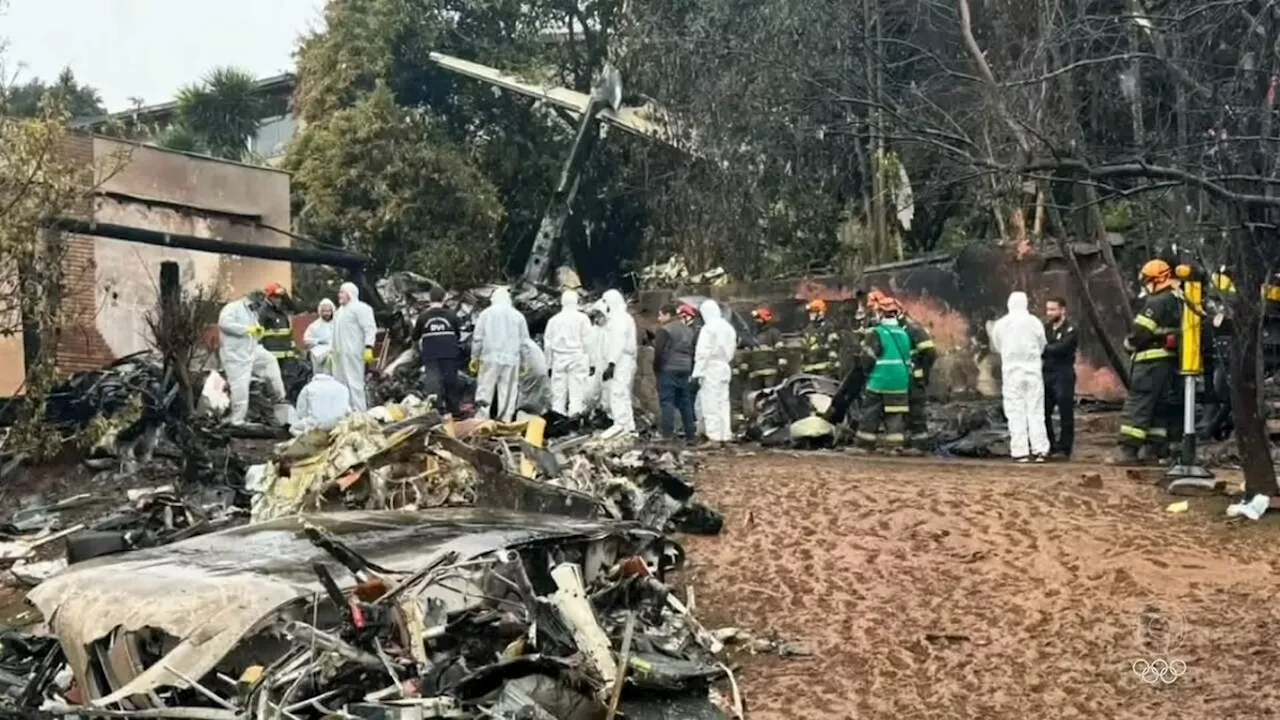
[1132,658,1187,684]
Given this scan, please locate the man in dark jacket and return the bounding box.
[1042,296,1079,457]
[654,304,698,442]
[412,286,463,415]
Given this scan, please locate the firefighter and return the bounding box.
[801,299,842,379]
[897,299,937,451]
[746,307,787,393]
[258,282,306,401]
[1112,259,1182,464]
[862,290,886,329]
[853,295,912,452]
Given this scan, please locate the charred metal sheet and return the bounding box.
[28,509,656,705]
[433,434,606,518]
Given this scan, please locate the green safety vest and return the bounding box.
[866,323,912,394]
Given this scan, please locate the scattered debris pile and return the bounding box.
[247,406,722,537]
[930,400,1009,458]
[17,509,741,719]
[637,256,729,289]
[743,374,842,447]
[11,351,259,484]
[35,352,177,469]
[2,485,246,588]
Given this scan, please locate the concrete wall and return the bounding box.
[0,133,294,394]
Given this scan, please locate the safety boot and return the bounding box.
[1105,445,1141,466]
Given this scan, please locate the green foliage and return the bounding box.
[286,86,505,287]
[0,90,95,459]
[154,123,203,153]
[292,0,652,283]
[1101,202,1135,232]
[162,67,264,161]
[0,67,105,120]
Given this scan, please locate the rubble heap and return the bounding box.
[248,401,721,537]
[13,509,739,719]
[0,359,731,719]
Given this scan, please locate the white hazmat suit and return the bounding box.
[692,299,737,442]
[990,291,1050,459]
[543,290,593,416]
[472,287,529,421]
[303,299,336,373]
[583,306,607,413]
[332,282,378,412]
[600,290,637,432]
[218,296,285,424]
[291,373,351,436]
[519,338,551,416]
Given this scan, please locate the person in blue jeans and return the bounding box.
[653,304,698,442]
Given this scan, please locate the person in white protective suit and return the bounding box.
[471,287,529,421]
[543,290,594,416]
[331,282,378,412]
[582,304,607,413]
[290,372,351,437]
[692,299,737,443]
[218,293,286,425]
[599,290,638,431]
[990,291,1051,462]
[302,299,336,373]
[518,337,552,416]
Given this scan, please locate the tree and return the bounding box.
[286,86,506,286]
[292,0,666,284]
[1,67,105,120]
[163,67,265,161]
[0,82,98,457]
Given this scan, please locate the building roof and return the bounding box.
[71,73,296,130]
[87,131,292,175]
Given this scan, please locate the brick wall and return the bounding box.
[56,235,116,373]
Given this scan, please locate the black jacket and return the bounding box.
[1043,319,1078,375]
[653,320,696,375]
[413,306,462,361]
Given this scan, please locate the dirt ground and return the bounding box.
[680,451,1280,719]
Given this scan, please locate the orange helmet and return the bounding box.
[877,296,903,315]
[264,281,286,298]
[1140,259,1172,282]
[752,307,775,323]
[806,298,828,314]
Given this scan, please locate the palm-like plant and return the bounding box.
[171,67,265,161]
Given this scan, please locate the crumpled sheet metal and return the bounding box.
[252,412,453,522]
[29,509,659,706]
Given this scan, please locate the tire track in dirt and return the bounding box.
[680,451,1280,719]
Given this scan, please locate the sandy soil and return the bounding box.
[680,451,1280,719]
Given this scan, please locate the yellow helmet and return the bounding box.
[1211,272,1236,293]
